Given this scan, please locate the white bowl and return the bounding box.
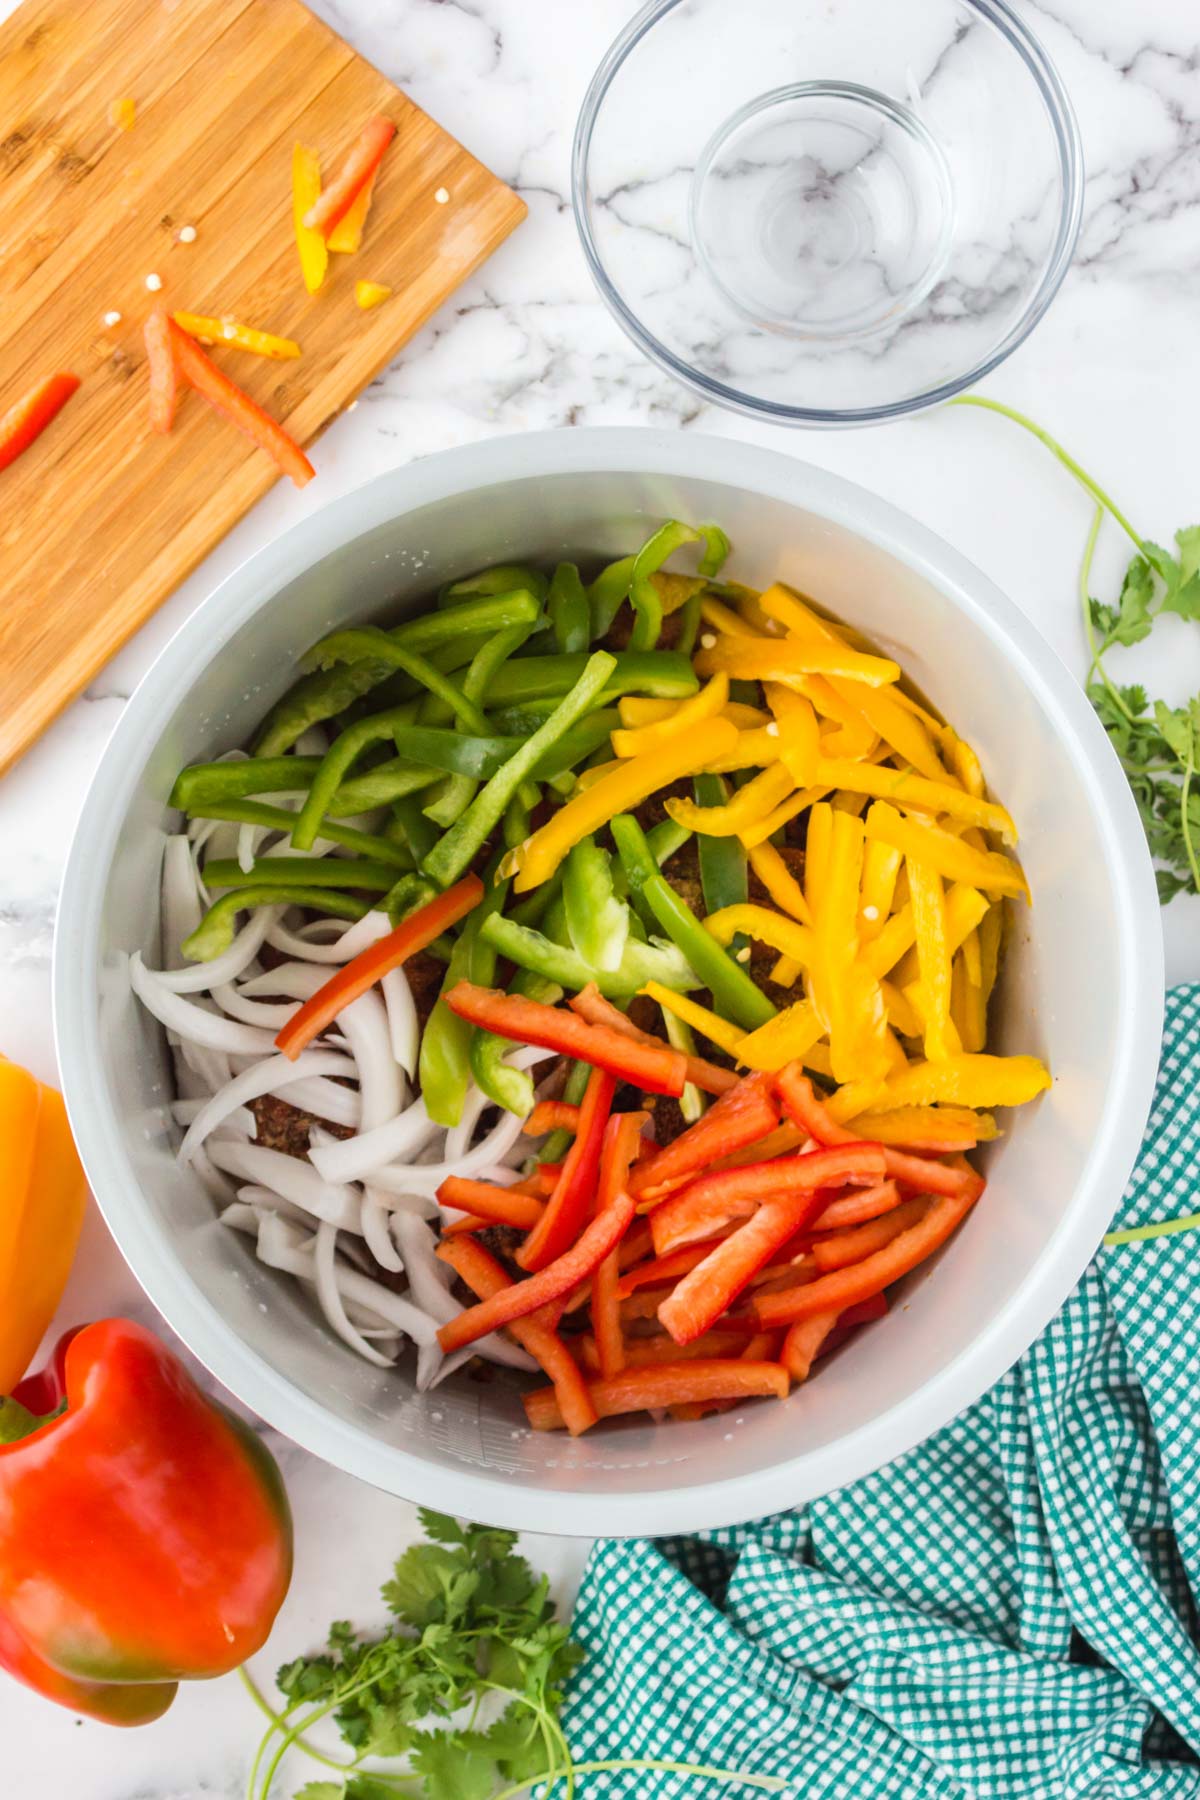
[53,430,1162,1537]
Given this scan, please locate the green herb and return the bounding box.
[241,1509,784,1800]
[953,394,1200,903]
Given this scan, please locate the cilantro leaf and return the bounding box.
[410,1728,496,1800]
[383,1545,478,1629]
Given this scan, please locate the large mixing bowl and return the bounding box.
[53,431,1161,1536]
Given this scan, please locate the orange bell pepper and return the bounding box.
[517,1067,616,1270]
[648,1143,887,1256]
[329,170,377,253]
[659,1186,829,1346]
[0,372,80,474]
[166,318,314,488]
[434,1176,545,1232]
[304,115,396,238]
[522,1358,789,1430]
[630,1071,779,1203]
[591,1113,645,1379]
[172,313,301,361]
[0,1058,88,1392]
[567,986,737,1095]
[444,983,686,1096]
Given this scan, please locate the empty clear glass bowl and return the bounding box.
[572,0,1083,425]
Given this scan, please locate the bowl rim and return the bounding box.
[53,427,1162,1535]
[571,0,1085,427]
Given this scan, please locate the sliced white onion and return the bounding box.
[131,954,279,1056]
[309,1096,440,1184]
[255,1214,438,1345]
[238,962,330,1001]
[235,1183,365,1237]
[265,909,392,965]
[172,1098,256,1136]
[337,989,403,1130]
[369,1097,533,1196]
[176,1050,357,1164]
[150,906,281,995]
[313,1223,395,1366]
[161,836,203,971]
[177,1035,233,1094]
[381,968,419,1079]
[207,1138,360,1227]
[282,1077,361,1129]
[209,985,296,1029]
[361,1195,404,1272]
[219,1200,259,1235]
[193,1143,238,1202]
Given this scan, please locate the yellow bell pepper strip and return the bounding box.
[110,96,136,131]
[848,1105,999,1150]
[979,902,1004,1003]
[641,983,745,1059]
[328,169,376,252]
[509,715,738,892]
[769,954,803,987]
[609,671,729,758]
[738,785,832,848]
[690,726,784,774]
[859,839,902,940]
[951,949,987,1054]
[695,635,900,689]
[0,1059,88,1392]
[961,926,983,988]
[704,903,814,968]
[806,800,833,917]
[172,314,301,360]
[618,695,767,730]
[903,977,962,1059]
[304,115,396,237]
[664,759,794,838]
[865,802,1029,899]
[907,858,954,1060]
[830,1053,1051,1120]
[862,883,988,981]
[291,142,327,293]
[820,810,892,1085]
[938,723,986,797]
[747,840,812,925]
[734,1001,824,1073]
[811,758,1017,842]
[698,595,757,639]
[355,280,391,310]
[879,978,923,1038]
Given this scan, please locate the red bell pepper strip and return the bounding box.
[811,1180,900,1231]
[437,1192,635,1352]
[775,1064,975,1198]
[879,1146,975,1198]
[523,1357,789,1430]
[591,1113,645,1378]
[782,1293,888,1381]
[435,1236,596,1436]
[753,1185,982,1327]
[658,1187,829,1346]
[569,984,738,1095]
[649,1143,887,1256]
[524,1099,580,1136]
[0,1319,291,1724]
[143,306,178,433]
[435,1175,545,1232]
[0,371,79,474]
[445,982,687,1096]
[811,1196,930,1271]
[303,114,396,237]
[578,1326,754,1371]
[631,1071,779,1203]
[167,317,314,488]
[614,1240,724,1299]
[276,875,482,1058]
[518,1067,617,1270]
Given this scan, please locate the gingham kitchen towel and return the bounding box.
[563,984,1200,1798]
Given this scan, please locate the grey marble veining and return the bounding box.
[1,1,1198,1794]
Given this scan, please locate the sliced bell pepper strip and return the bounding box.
[658,1185,829,1345]
[747,840,811,925]
[545,561,590,654]
[626,519,730,650]
[907,858,954,1062]
[695,635,900,688]
[563,838,629,973]
[480,912,696,1002]
[444,983,686,1095]
[865,802,1027,899]
[609,672,729,757]
[435,1177,545,1231]
[274,874,481,1058]
[355,280,391,310]
[810,1196,931,1271]
[812,1180,901,1231]
[435,1236,595,1436]
[753,1184,982,1327]
[182,886,369,961]
[327,168,376,252]
[517,1067,617,1271]
[630,1071,779,1203]
[703,904,814,967]
[437,1191,634,1350]
[664,761,795,838]
[859,839,902,937]
[507,716,738,893]
[578,1327,753,1371]
[648,1143,888,1256]
[813,759,1016,842]
[642,982,745,1059]
[592,1112,646,1379]
[773,1066,978,1197]
[167,318,313,487]
[292,142,328,293]
[782,1292,889,1380]
[201,855,397,893]
[0,371,80,472]
[847,1105,995,1151]
[523,1358,788,1431]
[172,314,301,360]
[303,114,396,236]
[734,1001,825,1074]
[830,1052,1050,1117]
[144,307,178,433]
[0,1060,88,1393]
[567,985,737,1095]
[660,1004,706,1123]
[524,1100,581,1137]
[614,1241,724,1299]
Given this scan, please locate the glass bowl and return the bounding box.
[572,0,1083,426]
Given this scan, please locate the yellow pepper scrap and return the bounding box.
[0,1057,88,1391]
[830,1053,1051,1118]
[735,1001,824,1072]
[642,982,746,1058]
[702,727,787,775]
[328,170,377,253]
[664,759,793,838]
[696,635,901,690]
[355,280,393,310]
[865,803,1028,900]
[849,1105,1000,1148]
[907,859,954,1061]
[813,758,1017,842]
[746,840,811,925]
[609,672,728,758]
[110,96,136,131]
[292,142,328,295]
[510,717,738,891]
[770,953,803,988]
[173,313,302,360]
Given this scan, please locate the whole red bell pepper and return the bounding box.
[0,1319,292,1726]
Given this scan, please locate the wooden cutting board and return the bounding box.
[0,0,526,773]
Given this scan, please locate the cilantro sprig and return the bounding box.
[241,1509,785,1800]
[953,394,1200,903]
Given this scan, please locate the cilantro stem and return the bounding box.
[950,395,1146,554]
[1076,503,1135,726]
[1105,1210,1200,1246]
[496,1760,789,1799]
[1181,745,1200,894]
[238,1668,354,1784]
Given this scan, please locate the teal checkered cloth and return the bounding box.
[564,984,1200,1798]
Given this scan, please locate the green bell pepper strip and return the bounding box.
[422,651,617,889]
[479,911,697,1003]
[675,591,703,658]
[330,760,444,814]
[424,623,535,828]
[181,888,370,962]
[627,520,731,652]
[306,592,543,668]
[419,865,509,1127]
[390,796,439,865]
[508,868,564,931]
[201,857,399,893]
[423,652,698,728]
[438,565,547,608]
[645,818,693,867]
[183,800,413,868]
[469,965,562,1117]
[694,774,750,960]
[538,1057,591,1163]
[660,1005,706,1124]
[545,768,577,799]
[547,563,590,655]
[610,813,776,1031]
[503,784,535,850]
[171,757,321,810]
[563,839,629,973]
[382,872,439,925]
[588,554,635,639]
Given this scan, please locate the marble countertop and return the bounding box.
[3,0,1199,1793]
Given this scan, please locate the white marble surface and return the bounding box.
[3,0,1200,1792]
